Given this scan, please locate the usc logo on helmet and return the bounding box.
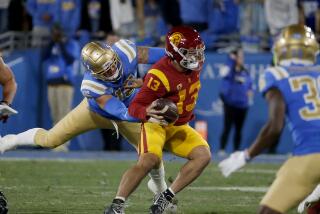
[169,32,183,47]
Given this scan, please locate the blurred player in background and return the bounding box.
[0,52,17,214]
[0,55,17,123]
[0,40,172,203]
[104,26,211,214]
[218,24,320,214]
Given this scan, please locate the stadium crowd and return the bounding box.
[0,0,319,51]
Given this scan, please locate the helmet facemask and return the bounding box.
[92,54,123,82]
[82,41,124,83]
[170,41,205,71]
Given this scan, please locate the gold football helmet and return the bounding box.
[81,41,123,82]
[273,24,319,65]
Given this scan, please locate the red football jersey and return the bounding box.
[128,56,201,125]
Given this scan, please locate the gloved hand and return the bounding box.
[218,150,250,177]
[0,102,17,123]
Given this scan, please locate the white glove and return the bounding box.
[218,150,249,177]
[0,104,18,116]
[297,185,320,213]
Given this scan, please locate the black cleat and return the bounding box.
[0,191,8,214]
[149,193,171,214]
[104,200,125,214]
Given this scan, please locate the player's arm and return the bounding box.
[0,57,17,105]
[81,75,138,122]
[129,72,167,121]
[95,94,139,122]
[247,88,285,158]
[137,46,165,64]
[218,88,286,177]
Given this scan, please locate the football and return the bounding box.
[153,98,179,124]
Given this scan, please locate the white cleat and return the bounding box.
[147,179,178,214]
[0,134,18,154]
[298,185,320,213]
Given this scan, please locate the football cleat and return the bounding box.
[147,180,178,213]
[0,191,8,214]
[104,200,125,214]
[0,135,17,154]
[149,193,171,214]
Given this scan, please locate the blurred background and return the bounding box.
[0,0,318,154]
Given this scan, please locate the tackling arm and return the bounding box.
[137,46,165,64]
[95,94,139,122]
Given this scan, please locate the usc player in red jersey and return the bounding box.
[104,26,211,214]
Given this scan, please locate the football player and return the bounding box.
[218,24,320,214]
[104,26,211,214]
[0,40,171,204]
[0,53,17,214]
[0,55,17,123]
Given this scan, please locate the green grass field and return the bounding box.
[0,159,299,214]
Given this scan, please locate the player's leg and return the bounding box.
[53,85,74,151]
[149,125,211,213]
[259,154,320,214]
[117,121,168,194]
[0,99,114,152]
[105,123,166,214]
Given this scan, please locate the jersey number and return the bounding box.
[177,81,201,114]
[289,76,320,120]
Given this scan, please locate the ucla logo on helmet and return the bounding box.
[169,32,184,46]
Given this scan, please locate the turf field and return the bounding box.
[0,153,299,214]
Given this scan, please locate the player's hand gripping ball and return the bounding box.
[151,98,179,124]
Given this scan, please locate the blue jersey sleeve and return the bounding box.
[103,96,139,122]
[113,39,137,64]
[80,72,111,99]
[259,66,288,95]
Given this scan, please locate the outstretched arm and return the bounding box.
[95,94,139,122]
[137,46,165,64]
[219,88,285,177]
[247,88,285,158]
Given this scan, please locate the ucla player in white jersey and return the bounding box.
[0,40,173,207]
[218,24,320,214]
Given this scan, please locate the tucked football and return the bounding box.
[153,98,179,123]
